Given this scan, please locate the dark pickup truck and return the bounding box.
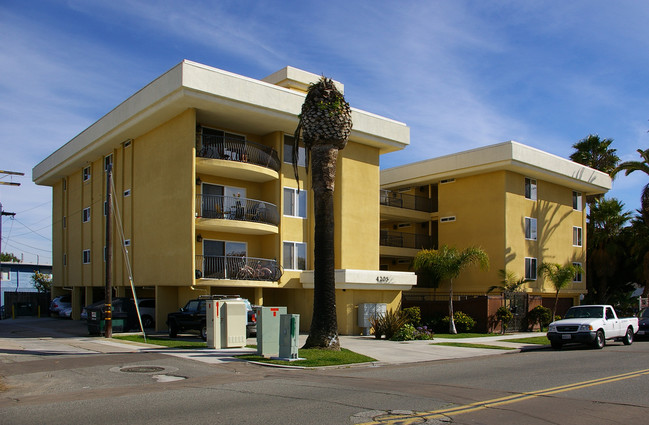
[166,295,256,340]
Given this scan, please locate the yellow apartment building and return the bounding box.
[32,60,417,334]
[380,142,612,330]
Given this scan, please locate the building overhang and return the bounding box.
[300,269,417,291]
[33,60,409,186]
[381,141,612,196]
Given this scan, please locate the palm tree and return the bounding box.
[570,134,619,204]
[413,246,489,334]
[538,262,584,321]
[293,77,352,350]
[487,269,527,311]
[613,148,649,226]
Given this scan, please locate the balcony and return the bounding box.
[380,230,435,250]
[196,194,279,235]
[195,255,283,282]
[196,135,281,182]
[380,190,435,212]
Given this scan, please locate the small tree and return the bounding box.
[495,306,513,334]
[1,252,20,262]
[31,271,52,293]
[527,305,552,331]
[413,246,489,334]
[538,262,584,321]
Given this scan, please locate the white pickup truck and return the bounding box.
[547,305,638,349]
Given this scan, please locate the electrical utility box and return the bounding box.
[358,303,387,336]
[206,300,222,349]
[256,306,287,357]
[278,314,301,360]
[221,300,247,348]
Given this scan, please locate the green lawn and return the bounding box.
[433,333,501,339]
[501,335,550,345]
[113,335,206,349]
[236,348,376,367]
[431,342,517,350]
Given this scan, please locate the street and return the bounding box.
[1,318,648,424]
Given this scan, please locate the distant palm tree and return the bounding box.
[570,134,619,204]
[293,77,352,350]
[538,262,584,321]
[413,246,489,334]
[613,148,649,225]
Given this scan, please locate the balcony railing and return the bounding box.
[195,255,283,281]
[196,194,279,226]
[197,134,281,172]
[380,190,435,213]
[380,230,436,250]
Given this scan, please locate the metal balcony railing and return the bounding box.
[195,255,283,281]
[197,134,281,172]
[380,230,436,250]
[380,190,435,213]
[196,194,279,226]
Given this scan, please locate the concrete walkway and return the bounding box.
[0,317,548,367]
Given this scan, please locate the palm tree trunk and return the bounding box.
[449,278,457,334]
[553,290,560,321]
[303,145,340,350]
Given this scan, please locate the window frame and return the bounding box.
[525,177,537,201]
[525,257,537,280]
[82,207,91,223]
[82,249,91,264]
[283,241,307,271]
[283,187,307,218]
[573,262,583,282]
[573,191,583,211]
[524,217,537,240]
[283,135,306,167]
[573,226,583,247]
[83,166,91,182]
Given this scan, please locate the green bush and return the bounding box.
[441,311,476,333]
[527,305,552,331]
[391,323,416,341]
[402,307,421,327]
[496,306,513,334]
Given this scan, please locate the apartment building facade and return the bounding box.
[380,142,612,330]
[33,61,416,334]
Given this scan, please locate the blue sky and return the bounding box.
[1,0,648,264]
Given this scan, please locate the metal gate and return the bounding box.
[505,292,528,331]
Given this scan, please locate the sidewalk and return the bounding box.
[0,317,548,366]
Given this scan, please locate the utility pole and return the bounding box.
[0,170,23,316]
[105,164,113,337]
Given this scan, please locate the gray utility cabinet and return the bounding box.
[256,306,287,357]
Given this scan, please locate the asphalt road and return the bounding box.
[1,318,648,424]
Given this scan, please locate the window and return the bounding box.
[283,135,306,167]
[525,178,537,200]
[573,226,583,246]
[440,216,456,223]
[124,189,131,197]
[573,262,582,282]
[83,166,91,182]
[82,207,91,223]
[440,178,455,184]
[283,241,307,270]
[62,178,67,191]
[63,254,67,266]
[573,191,583,211]
[104,201,108,216]
[104,154,113,172]
[283,187,307,218]
[123,140,132,148]
[63,216,66,229]
[83,250,91,264]
[525,257,537,280]
[124,239,131,246]
[0,268,9,281]
[525,217,537,240]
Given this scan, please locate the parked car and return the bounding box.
[167,295,257,341]
[82,298,155,328]
[49,295,71,316]
[59,306,73,319]
[636,308,649,339]
[547,305,638,349]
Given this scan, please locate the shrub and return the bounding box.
[414,325,435,340]
[527,305,552,331]
[441,311,476,333]
[369,308,408,339]
[401,307,421,327]
[496,306,513,334]
[391,323,416,341]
